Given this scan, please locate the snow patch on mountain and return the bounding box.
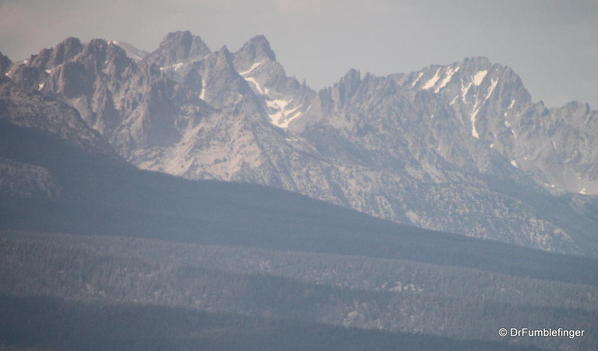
[239,61,264,76]
[244,76,267,95]
[199,79,207,100]
[434,66,460,93]
[411,72,423,87]
[159,62,185,71]
[422,69,441,90]
[266,98,303,128]
[461,82,472,102]
[472,70,488,86]
[486,78,498,99]
[471,107,481,138]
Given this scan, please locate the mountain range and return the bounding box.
[4,30,596,256]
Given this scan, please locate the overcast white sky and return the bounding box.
[1,0,596,107]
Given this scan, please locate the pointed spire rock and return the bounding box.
[205,46,237,75]
[235,35,276,63]
[333,68,361,103]
[215,45,232,61]
[341,68,361,85]
[145,31,211,67]
[53,37,84,65]
[203,46,239,79]
[160,31,210,57]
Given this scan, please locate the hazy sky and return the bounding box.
[1,0,596,107]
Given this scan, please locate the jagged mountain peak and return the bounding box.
[26,37,84,69]
[145,30,211,68]
[458,57,524,84]
[415,56,514,81]
[235,34,276,63]
[162,30,193,42]
[107,41,148,62]
[88,38,110,49]
[83,38,129,60]
[341,68,361,83]
[190,45,257,108]
[10,37,133,78]
[159,30,210,52]
[216,45,232,56]
[53,37,84,60]
[230,35,315,130]
[45,38,136,83]
[15,37,135,78]
[326,68,363,105]
[204,46,237,75]
[403,56,533,127]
